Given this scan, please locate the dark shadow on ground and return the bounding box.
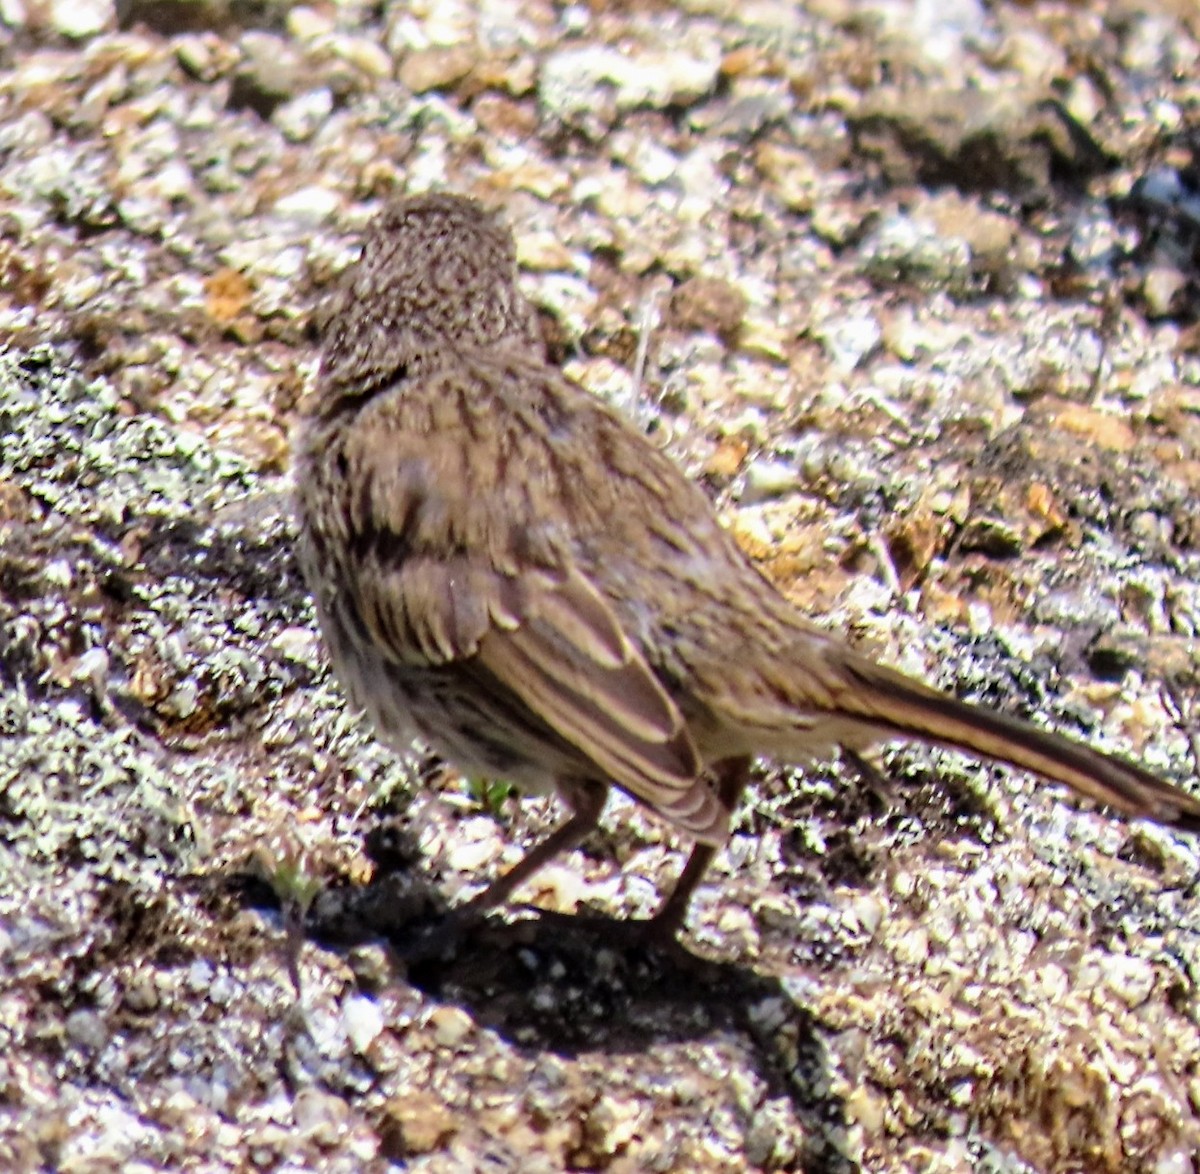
[273,855,856,1174]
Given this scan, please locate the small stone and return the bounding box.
[581,1093,645,1158]
[274,88,334,143]
[176,34,239,83]
[526,864,586,913]
[293,1087,348,1143]
[845,894,885,938]
[379,1090,456,1157]
[893,926,930,966]
[515,231,574,272]
[204,269,252,327]
[185,959,214,993]
[65,1008,108,1050]
[744,1098,799,1168]
[208,971,237,1007]
[1100,954,1156,1009]
[624,137,680,186]
[925,192,1016,270]
[715,904,755,937]
[704,436,749,479]
[709,86,792,138]
[472,93,538,138]
[667,275,747,346]
[846,1083,887,1133]
[273,186,341,226]
[399,46,476,95]
[540,45,719,122]
[428,1006,473,1048]
[49,0,113,37]
[755,143,819,214]
[234,32,307,115]
[444,821,501,873]
[860,210,973,294]
[1050,403,1135,452]
[1143,264,1187,318]
[920,581,970,626]
[287,5,335,40]
[122,970,160,1014]
[817,312,882,373]
[270,627,322,665]
[739,316,792,362]
[330,35,393,80]
[342,994,385,1054]
[742,457,801,503]
[1069,208,1120,271]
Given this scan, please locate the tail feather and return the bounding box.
[838,656,1200,833]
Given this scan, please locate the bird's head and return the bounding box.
[313,192,541,414]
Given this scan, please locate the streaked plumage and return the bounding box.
[295,193,1200,935]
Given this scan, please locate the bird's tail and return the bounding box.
[834,654,1200,832]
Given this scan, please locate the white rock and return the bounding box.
[273,186,341,226]
[342,994,385,1053]
[49,0,113,38]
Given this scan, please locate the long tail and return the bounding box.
[836,655,1200,832]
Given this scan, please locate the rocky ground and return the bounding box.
[3,0,1200,1170]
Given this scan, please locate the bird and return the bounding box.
[293,191,1200,940]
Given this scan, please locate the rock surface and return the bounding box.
[3,2,1200,1171]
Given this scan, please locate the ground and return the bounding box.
[2,1,1200,1171]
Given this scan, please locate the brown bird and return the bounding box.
[295,192,1200,939]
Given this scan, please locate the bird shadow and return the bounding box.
[283,855,856,1174]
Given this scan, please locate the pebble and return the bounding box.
[620,136,680,187]
[399,45,476,93]
[66,1008,109,1050]
[379,1090,456,1156]
[428,1006,473,1048]
[236,32,308,108]
[860,210,973,294]
[272,186,342,226]
[185,959,215,993]
[1098,954,1156,1009]
[293,1086,348,1142]
[49,0,113,38]
[817,312,882,373]
[122,968,160,1013]
[342,994,386,1054]
[175,34,239,82]
[845,894,885,938]
[668,275,747,344]
[287,5,335,39]
[741,456,802,503]
[274,88,335,143]
[1143,264,1187,318]
[329,35,394,80]
[539,45,720,121]
[893,926,931,966]
[1050,403,1134,452]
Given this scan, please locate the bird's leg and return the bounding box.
[400,781,608,960]
[459,779,607,917]
[840,746,897,811]
[646,756,751,938]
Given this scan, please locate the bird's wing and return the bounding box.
[474,567,707,817]
[330,377,705,815]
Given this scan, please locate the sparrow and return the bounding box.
[294,191,1200,937]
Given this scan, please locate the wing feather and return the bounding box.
[332,406,703,808]
[477,570,701,805]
